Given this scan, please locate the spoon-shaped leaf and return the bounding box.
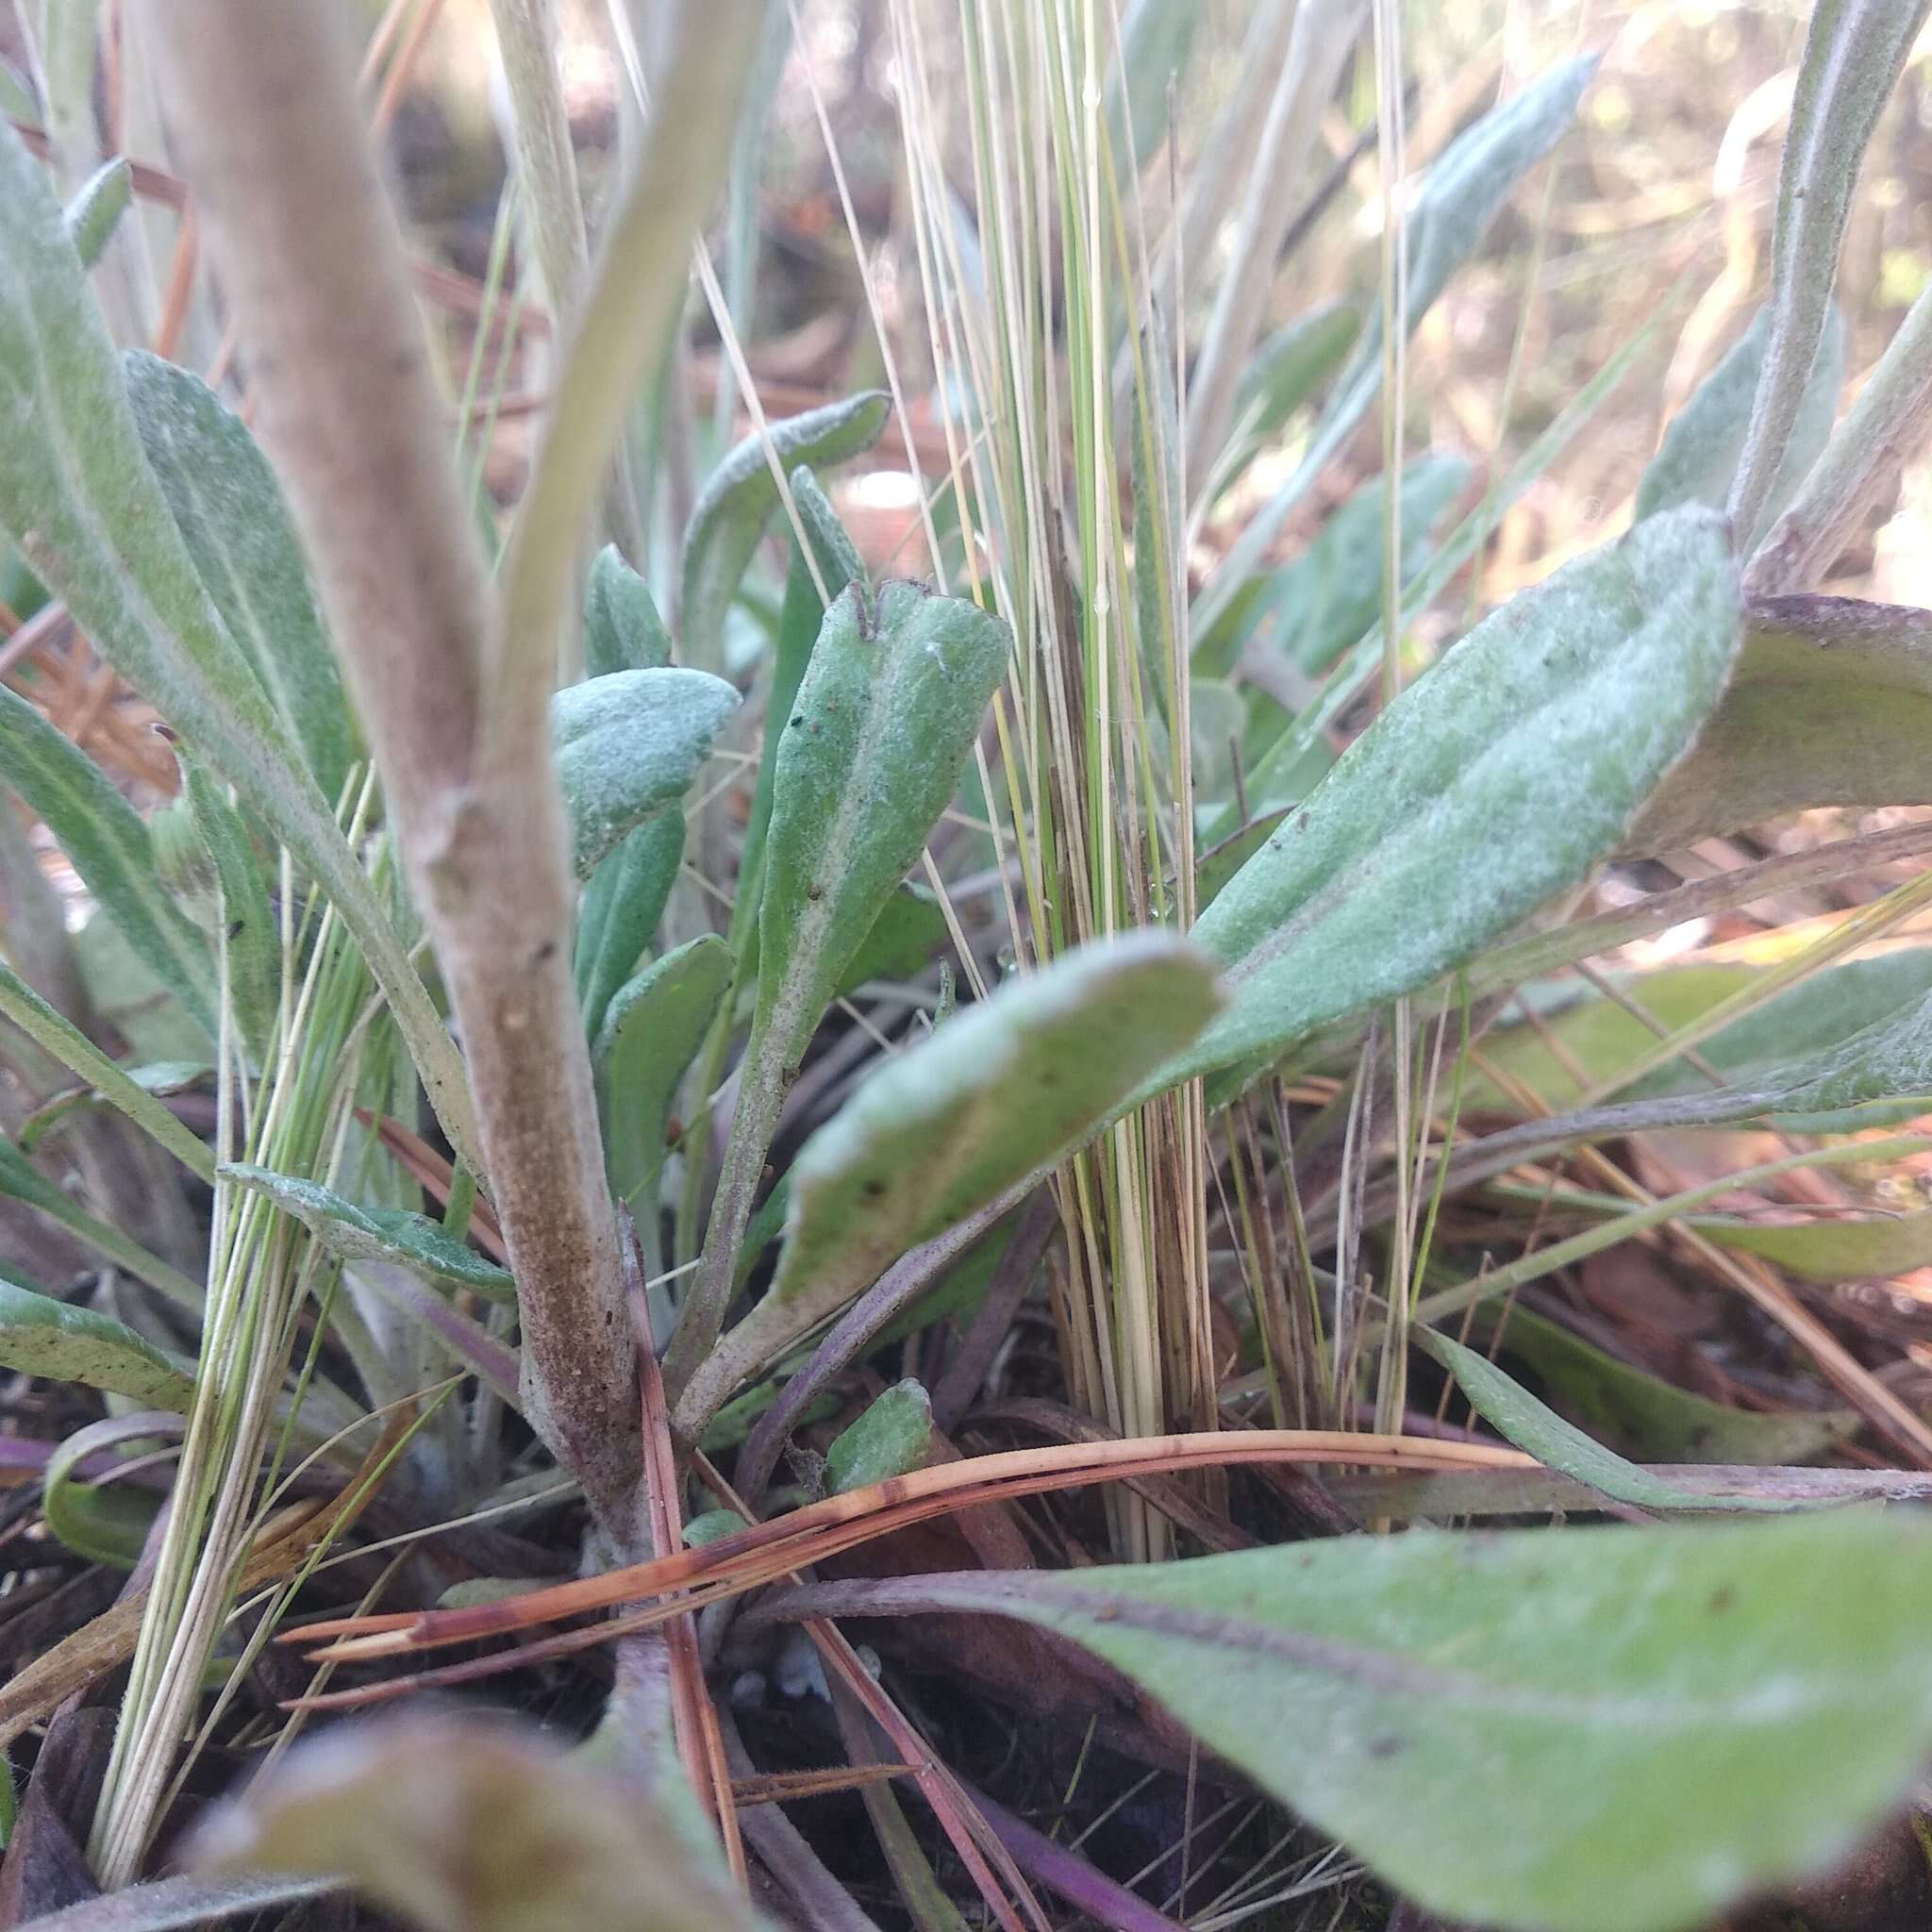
[679,390,889,670]
[592,934,732,1213]
[221,1163,514,1299]
[734,465,866,956]
[675,934,1223,1433]
[125,352,358,806]
[550,666,739,876]
[0,1274,196,1411]
[802,1513,1932,1932]
[1160,504,1740,1090]
[1624,594,1932,855]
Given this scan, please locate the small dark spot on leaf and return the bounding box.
[1367,1735,1406,1759]
[790,714,805,728]
[1707,1585,1736,1615]
[860,1178,888,1201]
[1294,811,1310,831]
[534,940,558,964]
[226,918,245,941]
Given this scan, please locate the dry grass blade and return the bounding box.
[0,1412,409,1749]
[286,1428,1533,1667]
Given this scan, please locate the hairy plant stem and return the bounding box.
[144,0,641,1536]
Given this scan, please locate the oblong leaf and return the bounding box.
[0,117,478,1165]
[1473,1304,1858,1466]
[683,936,1223,1424]
[0,684,214,1037]
[592,934,732,1212]
[221,1163,514,1299]
[125,352,358,805]
[1637,306,1843,544]
[0,958,214,1179]
[1415,1327,1793,1514]
[1471,948,1932,1121]
[550,666,739,877]
[824,1379,933,1495]
[0,1274,197,1411]
[1203,302,1358,507]
[1161,505,1741,1088]
[1624,595,1932,856]
[63,155,131,268]
[1197,54,1594,638]
[678,391,890,670]
[734,464,866,954]
[584,543,671,678]
[830,1514,1932,1932]
[755,578,1010,1065]
[575,811,686,1043]
[184,760,279,1062]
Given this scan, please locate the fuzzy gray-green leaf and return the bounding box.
[0,957,213,1176]
[550,667,739,876]
[1474,1304,1857,1466]
[0,116,478,1166]
[575,812,686,1042]
[125,352,358,805]
[584,543,672,678]
[1198,55,1593,639]
[1726,0,1930,541]
[593,934,732,1213]
[221,1162,514,1299]
[1624,594,1932,856]
[183,761,279,1062]
[1162,505,1740,1089]
[1637,307,1843,544]
[825,1379,932,1495]
[1415,1328,1793,1516]
[850,1514,1932,1932]
[0,1274,197,1411]
[704,938,1223,1406]
[0,683,214,1039]
[755,579,1009,1068]
[63,156,131,267]
[1206,303,1358,507]
[679,391,890,670]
